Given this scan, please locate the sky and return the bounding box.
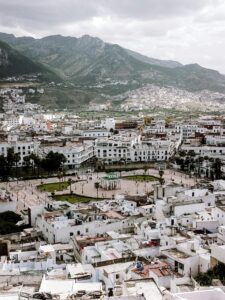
[0,0,225,72]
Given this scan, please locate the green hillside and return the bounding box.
[0,40,59,81]
[0,33,225,94]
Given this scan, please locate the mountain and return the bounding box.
[125,48,182,68]
[0,39,59,81]
[0,32,225,94]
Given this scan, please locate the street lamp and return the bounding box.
[136,181,139,194]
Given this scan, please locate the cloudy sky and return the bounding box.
[0,0,225,72]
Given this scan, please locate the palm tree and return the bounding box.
[213,158,222,180]
[28,153,41,176]
[143,165,148,192]
[14,153,21,183]
[159,169,165,185]
[68,178,73,194]
[95,182,100,200]
[57,172,62,190]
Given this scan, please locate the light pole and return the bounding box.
[136,181,139,194]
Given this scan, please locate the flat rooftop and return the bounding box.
[162,248,191,260]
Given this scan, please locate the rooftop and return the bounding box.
[161,248,191,260]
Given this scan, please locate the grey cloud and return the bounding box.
[99,0,215,20]
[0,0,216,29]
[0,0,224,72]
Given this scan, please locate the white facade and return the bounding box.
[181,124,198,139]
[100,118,115,131]
[212,206,225,226]
[95,134,176,163]
[83,129,110,138]
[0,140,40,166]
[181,145,225,158]
[40,141,94,168]
[36,214,139,243]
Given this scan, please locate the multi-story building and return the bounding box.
[0,135,40,167]
[40,141,94,169]
[95,132,177,163]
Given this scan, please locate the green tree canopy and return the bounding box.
[41,151,66,173]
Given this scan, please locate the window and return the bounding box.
[179,263,184,270]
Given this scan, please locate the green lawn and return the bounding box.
[53,193,100,204]
[37,182,70,192]
[122,175,159,182]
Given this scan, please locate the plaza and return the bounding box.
[0,168,199,212]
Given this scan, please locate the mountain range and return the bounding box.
[0,32,225,97]
[0,39,58,81]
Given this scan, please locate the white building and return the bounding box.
[36,210,140,243]
[95,132,176,163]
[100,118,115,131]
[40,141,94,169]
[0,136,40,167]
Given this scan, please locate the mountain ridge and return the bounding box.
[0,39,60,81]
[0,32,225,95]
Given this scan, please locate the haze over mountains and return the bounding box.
[1,32,225,96]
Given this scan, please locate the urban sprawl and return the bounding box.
[1,86,225,300]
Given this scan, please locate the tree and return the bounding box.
[187,150,196,157]
[195,262,225,286]
[0,211,22,235]
[31,153,42,176]
[159,169,165,185]
[179,150,186,157]
[68,178,73,194]
[57,172,63,189]
[0,148,21,181]
[41,151,66,174]
[23,155,32,169]
[6,147,16,170]
[202,135,206,145]
[14,152,20,181]
[0,155,8,180]
[6,148,21,179]
[189,163,195,171]
[143,165,148,192]
[23,153,42,176]
[95,182,100,199]
[213,158,222,180]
